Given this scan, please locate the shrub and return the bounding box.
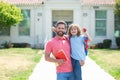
[90,44,96,49]
[1,41,13,48]
[2,41,9,48]
[12,43,30,48]
[96,43,104,49]
[115,37,120,49]
[103,39,112,48]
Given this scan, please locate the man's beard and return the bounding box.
[56,31,65,36]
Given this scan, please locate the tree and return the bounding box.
[114,0,120,21]
[0,1,23,28]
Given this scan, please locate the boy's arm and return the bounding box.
[52,27,57,33]
[84,31,92,42]
[82,28,92,42]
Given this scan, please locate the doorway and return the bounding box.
[52,10,73,37]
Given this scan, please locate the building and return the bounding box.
[0,0,118,48]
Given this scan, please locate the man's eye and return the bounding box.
[59,28,63,29]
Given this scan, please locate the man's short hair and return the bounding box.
[55,20,67,27]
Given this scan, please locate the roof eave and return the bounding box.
[10,3,43,6]
[82,3,115,6]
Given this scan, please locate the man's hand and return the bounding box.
[56,59,65,66]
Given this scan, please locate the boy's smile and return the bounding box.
[70,28,78,36]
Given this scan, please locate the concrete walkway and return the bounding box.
[29,55,116,80]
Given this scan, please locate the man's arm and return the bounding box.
[45,52,65,65]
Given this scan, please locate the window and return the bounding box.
[19,9,30,36]
[0,27,10,36]
[95,10,107,36]
[114,15,120,37]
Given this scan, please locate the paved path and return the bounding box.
[29,55,116,80]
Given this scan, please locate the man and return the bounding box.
[44,20,74,80]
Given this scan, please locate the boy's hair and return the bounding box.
[68,23,81,37]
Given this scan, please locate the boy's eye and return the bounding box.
[72,29,76,31]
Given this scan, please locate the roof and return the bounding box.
[5,0,43,5]
[83,0,115,5]
[2,0,115,5]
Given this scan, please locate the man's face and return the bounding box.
[56,24,66,36]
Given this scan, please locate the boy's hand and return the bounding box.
[52,27,57,33]
[80,60,85,66]
[82,27,87,33]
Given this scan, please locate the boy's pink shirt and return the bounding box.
[45,36,73,73]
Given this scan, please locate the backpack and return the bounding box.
[84,37,88,56]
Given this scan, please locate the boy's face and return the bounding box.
[70,27,78,36]
[56,24,66,36]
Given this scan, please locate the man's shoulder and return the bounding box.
[46,38,54,43]
[46,37,57,44]
[45,39,54,47]
[64,35,69,38]
[63,35,70,41]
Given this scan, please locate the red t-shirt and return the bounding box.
[45,36,73,73]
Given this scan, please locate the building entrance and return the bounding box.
[52,10,73,37]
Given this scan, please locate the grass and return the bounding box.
[0,48,43,80]
[89,49,120,80]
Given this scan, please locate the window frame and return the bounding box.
[114,15,120,37]
[95,10,107,37]
[0,27,10,36]
[18,9,31,36]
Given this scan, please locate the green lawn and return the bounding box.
[89,49,120,80]
[0,48,43,80]
[1,48,119,80]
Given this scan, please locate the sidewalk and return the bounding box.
[29,55,116,80]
